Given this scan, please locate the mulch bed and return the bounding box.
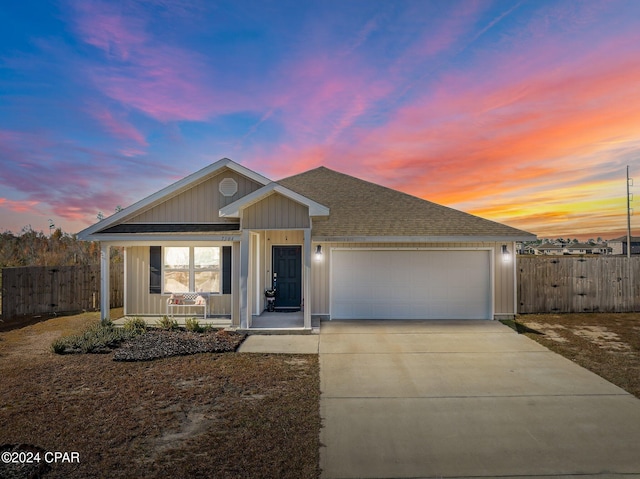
[113,330,246,361]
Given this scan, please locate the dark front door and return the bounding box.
[272,246,302,310]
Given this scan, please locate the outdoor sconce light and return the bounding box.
[315,244,323,261]
[502,244,511,262]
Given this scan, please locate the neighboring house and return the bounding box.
[607,236,640,255]
[529,242,611,255]
[534,244,565,255]
[564,242,611,255]
[78,158,536,330]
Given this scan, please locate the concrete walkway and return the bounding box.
[238,334,319,354]
[319,320,640,479]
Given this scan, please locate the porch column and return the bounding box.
[303,229,311,329]
[100,243,110,324]
[231,241,241,328]
[239,230,250,329]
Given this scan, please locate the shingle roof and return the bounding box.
[277,167,535,240]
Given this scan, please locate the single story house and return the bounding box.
[607,236,640,255]
[78,158,536,330]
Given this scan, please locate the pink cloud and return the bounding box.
[90,48,225,122]
[67,1,242,122]
[0,129,174,226]
[89,106,148,146]
[0,198,40,214]
[71,2,147,61]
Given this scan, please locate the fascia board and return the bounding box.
[311,234,537,243]
[220,183,330,218]
[77,158,271,240]
[79,233,242,243]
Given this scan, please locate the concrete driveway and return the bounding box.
[319,319,640,479]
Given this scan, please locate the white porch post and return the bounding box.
[231,241,241,328]
[303,229,312,329]
[239,230,250,329]
[100,243,110,323]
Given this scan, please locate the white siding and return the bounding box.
[125,245,232,316]
[243,194,310,229]
[126,169,262,224]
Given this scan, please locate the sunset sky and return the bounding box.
[1,0,638,240]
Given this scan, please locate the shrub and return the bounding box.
[185,317,203,333]
[50,338,67,354]
[124,317,147,334]
[155,316,179,331]
[51,320,142,354]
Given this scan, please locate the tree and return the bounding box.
[0,226,119,267]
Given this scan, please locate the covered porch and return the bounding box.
[239,228,315,330]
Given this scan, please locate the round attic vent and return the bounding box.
[219,177,238,197]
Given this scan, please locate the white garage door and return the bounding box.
[331,249,492,320]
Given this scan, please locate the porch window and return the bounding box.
[163,246,220,293]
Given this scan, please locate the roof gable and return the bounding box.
[277,167,536,241]
[78,158,270,240]
[219,182,330,218]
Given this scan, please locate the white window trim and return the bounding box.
[163,246,222,294]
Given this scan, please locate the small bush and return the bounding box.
[185,317,203,333]
[155,316,179,331]
[51,320,142,354]
[50,338,67,354]
[124,317,147,334]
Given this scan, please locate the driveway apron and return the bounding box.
[319,320,640,479]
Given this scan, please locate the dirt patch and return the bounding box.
[0,312,320,479]
[517,313,640,399]
[522,322,570,343]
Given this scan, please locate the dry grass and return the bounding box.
[516,313,640,399]
[0,312,320,479]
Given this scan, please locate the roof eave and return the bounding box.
[79,232,242,243]
[311,234,537,243]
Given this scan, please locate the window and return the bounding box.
[163,246,220,293]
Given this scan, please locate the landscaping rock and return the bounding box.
[113,330,246,361]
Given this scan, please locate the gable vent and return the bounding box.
[219,178,238,197]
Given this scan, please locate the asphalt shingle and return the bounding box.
[277,167,535,240]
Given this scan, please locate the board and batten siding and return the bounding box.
[309,242,515,319]
[125,169,262,224]
[242,193,310,229]
[125,245,233,316]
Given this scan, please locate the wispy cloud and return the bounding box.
[88,105,148,146]
[67,0,239,122]
[0,129,175,224]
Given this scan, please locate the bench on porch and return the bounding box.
[166,293,209,320]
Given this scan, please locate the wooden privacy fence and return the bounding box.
[518,256,640,313]
[1,263,123,320]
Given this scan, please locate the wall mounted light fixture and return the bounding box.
[502,244,511,262]
[315,244,323,261]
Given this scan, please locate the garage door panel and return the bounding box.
[331,250,491,320]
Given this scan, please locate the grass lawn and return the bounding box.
[0,312,320,479]
[515,312,640,400]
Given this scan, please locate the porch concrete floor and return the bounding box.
[249,311,320,332]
